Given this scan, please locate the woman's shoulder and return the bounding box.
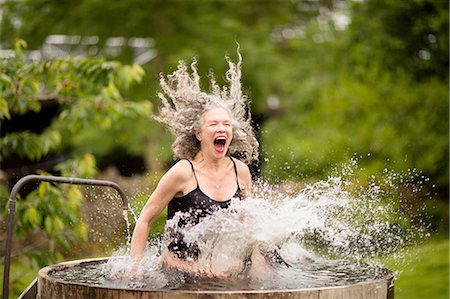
[230,157,252,198]
[166,159,194,180]
[231,157,251,175]
[231,156,248,167]
[168,159,193,172]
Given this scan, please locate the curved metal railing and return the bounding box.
[2,174,128,299]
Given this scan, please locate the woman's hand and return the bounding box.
[106,257,142,281]
[128,259,140,279]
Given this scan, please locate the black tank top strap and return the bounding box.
[185,159,199,188]
[230,157,239,187]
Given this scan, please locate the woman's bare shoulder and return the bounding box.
[231,157,252,185]
[231,157,252,198]
[232,157,250,173]
[164,159,194,181]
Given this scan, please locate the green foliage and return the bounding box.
[0,39,151,163]
[0,40,41,120]
[262,68,448,183]
[261,0,448,193]
[14,180,88,266]
[382,236,449,299]
[55,153,98,178]
[0,154,98,298]
[0,40,153,296]
[0,0,322,117]
[0,258,39,299]
[2,2,447,189]
[0,130,62,161]
[348,0,449,81]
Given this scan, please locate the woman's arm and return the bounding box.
[129,160,192,272]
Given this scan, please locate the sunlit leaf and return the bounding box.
[44,217,53,234]
[0,96,11,120]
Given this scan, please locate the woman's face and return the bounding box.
[196,107,233,159]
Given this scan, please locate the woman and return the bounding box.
[129,50,259,277]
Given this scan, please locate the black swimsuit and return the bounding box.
[166,157,243,260]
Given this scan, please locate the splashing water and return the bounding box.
[54,162,427,291]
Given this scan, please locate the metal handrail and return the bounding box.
[2,174,129,299]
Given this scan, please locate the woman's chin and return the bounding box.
[213,148,227,157]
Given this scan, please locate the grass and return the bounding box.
[383,234,449,299]
[0,259,40,298]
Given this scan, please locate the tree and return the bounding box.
[0,40,151,296]
[0,40,150,161]
[347,0,449,81]
[261,0,448,185]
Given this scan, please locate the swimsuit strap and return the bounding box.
[230,157,240,187]
[186,160,199,188]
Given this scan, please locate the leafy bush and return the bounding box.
[0,40,153,297]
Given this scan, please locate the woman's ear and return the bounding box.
[195,131,202,142]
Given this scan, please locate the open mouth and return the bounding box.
[213,136,227,152]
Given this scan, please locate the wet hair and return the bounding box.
[155,49,259,164]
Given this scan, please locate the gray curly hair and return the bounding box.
[155,50,259,164]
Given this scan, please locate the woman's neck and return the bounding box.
[194,152,230,171]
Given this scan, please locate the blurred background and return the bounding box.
[0,0,448,298]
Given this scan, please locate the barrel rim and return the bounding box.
[38,257,395,295]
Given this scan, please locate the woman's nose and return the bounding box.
[217,123,225,131]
